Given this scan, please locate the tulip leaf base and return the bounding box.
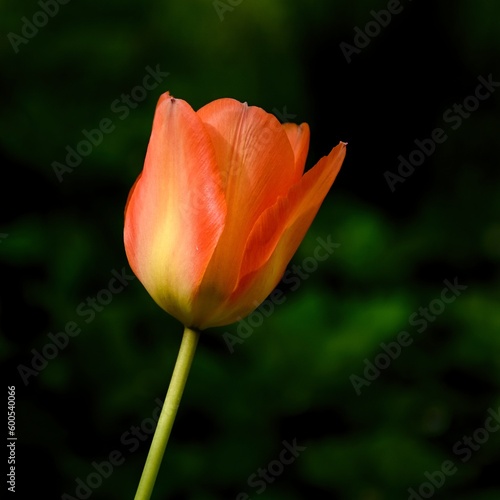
[134,326,200,500]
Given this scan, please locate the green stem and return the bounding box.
[134,326,200,500]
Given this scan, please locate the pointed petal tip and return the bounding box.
[330,140,347,158]
[331,142,347,168]
[157,91,176,106]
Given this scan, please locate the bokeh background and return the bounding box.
[2,0,500,499]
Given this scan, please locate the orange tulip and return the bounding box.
[124,92,346,330]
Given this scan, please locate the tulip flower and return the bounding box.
[124,92,346,500]
[124,92,346,330]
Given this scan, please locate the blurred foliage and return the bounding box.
[1,0,500,499]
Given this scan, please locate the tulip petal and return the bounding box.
[203,142,346,328]
[124,92,226,326]
[282,122,310,179]
[195,99,296,301]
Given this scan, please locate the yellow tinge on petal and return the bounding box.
[124,93,227,327]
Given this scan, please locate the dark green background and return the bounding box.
[2,0,500,499]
